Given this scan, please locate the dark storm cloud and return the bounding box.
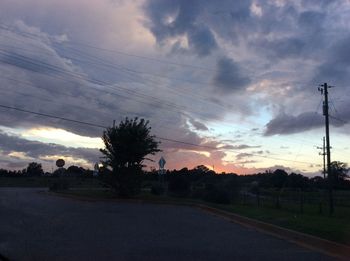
[213,57,250,93]
[264,112,324,136]
[250,9,326,63]
[187,25,217,57]
[143,0,218,57]
[313,35,350,85]
[0,130,100,163]
[298,11,324,30]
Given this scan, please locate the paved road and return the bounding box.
[0,188,335,261]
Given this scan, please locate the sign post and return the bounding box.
[93,163,99,177]
[55,159,65,176]
[158,156,166,183]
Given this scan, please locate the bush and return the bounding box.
[203,184,231,204]
[102,166,142,198]
[151,184,165,195]
[168,175,190,197]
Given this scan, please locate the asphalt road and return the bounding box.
[0,188,335,261]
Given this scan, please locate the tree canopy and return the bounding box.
[100,118,160,170]
[331,161,349,182]
[26,162,44,177]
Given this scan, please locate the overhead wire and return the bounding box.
[0,103,320,166]
[0,41,324,148]
[0,24,326,139]
[0,23,337,167]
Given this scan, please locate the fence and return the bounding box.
[238,188,350,215]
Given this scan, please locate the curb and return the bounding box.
[47,191,350,260]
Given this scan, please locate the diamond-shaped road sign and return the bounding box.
[158,157,166,169]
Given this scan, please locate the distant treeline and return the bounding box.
[0,162,94,178]
[144,165,350,192]
[1,163,349,192]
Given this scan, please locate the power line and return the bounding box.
[0,47,325,148]
[0,103,216,149]
[0,23,337,152]
[0,23,218,72]
[0,104,320,166]
[0,39,228,112]
[0,104,107,128]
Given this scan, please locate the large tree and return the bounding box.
[100,118,160,196]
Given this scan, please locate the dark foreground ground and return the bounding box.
[0,188,335,261]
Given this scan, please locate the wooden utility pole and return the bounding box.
[317,137,326,179]
[318,83,334,215]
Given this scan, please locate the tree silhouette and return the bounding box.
[26,162,44,177]
[100,117,160,197]
[331,161,349,187]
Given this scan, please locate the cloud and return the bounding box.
[213,57,250,93]
[236,153,253,160]
[187,25,217,57]
[313,35,350,86]
[219,144,261,150]
[188,118,208,131]
[143,0,218,57]
[298,10,324,31]
[0,130,100,166]
[0,0,349,174]
[264,112,324,136]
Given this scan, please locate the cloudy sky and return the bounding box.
[0,0,349,175]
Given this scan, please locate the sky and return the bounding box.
[0,0,349,175]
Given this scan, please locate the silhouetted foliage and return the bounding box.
[100,118,160,197]
[203,183,231,204]
[151,183,165,195]
[168,174,191,197]
[331,161,349,189]
[310,176,325,188]
[100,118,160,169]
[26,162,44,177]
[270,169,288,188]
[287,173,309,189]
[66,165,85,177]
[52,168,66,177]
[331,161,349,180]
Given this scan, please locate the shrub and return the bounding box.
[202,183,231,204]
[151,184,165,195]
[104,167,142,198]
[168,175,190,197]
